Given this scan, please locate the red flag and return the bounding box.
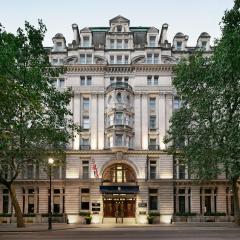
[91,159,99,178]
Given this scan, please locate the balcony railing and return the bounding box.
[79,144,91,150]
[106,82,133,92]
[148,145,160,150]
[106,119,133,128]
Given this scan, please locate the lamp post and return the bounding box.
[48,158,54,230]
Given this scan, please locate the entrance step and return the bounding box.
[102,218,136,224]
[123,218,136,224]
[102,218,117,224]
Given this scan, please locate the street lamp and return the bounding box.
[48,157,54,230]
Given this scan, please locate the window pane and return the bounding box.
[179,196,185,212]
[86,54,92,64]
[83,98,89,110]
[80,76,85,85]
[83,166,89,179]
[110,39,114,48]
[87,76,92,85]
[59,79,65,88]
[3,195,9,213]
[83,117,90,129]
[149,196,158,210]
[117,39,122,49]
[80,54,85,64]
[149,98,156,108]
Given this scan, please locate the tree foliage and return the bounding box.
[0,20,78,227]
[165,0,240,223]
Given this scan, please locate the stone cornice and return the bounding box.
[66,64,174,73]
[65,149,169,155]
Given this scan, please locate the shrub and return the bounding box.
[204,212,226,216]
[148,212,160,217]
[79,212,91,217]
[175,212,197,216]
[0,213,12,217]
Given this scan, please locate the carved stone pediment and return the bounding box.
[64,55,78,65]
[161,55,177,64]
[131,55,145,64]
[94,55,108,64]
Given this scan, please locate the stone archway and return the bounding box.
[102,163,136,183]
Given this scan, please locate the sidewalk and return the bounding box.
[0,222,237,232]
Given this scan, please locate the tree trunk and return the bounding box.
[9,184,25,228]
[231,179,240,225]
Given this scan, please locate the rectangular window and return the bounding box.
[80,54,85,64]
[28,195,34,213]
[124,39,128,49]
[110,55,114,64]
[116,55,122,64]
[83,98,90,110]
[3,189,9,213]
[83,36,90,47]
[149,36,156,47]
[146,54,152,64]
[154,76,159,85]
[80,76,85,85]
[179,164,186,179]
[81,188,90,210]
[154,54,159,64]
[201,41,207,50]
[27,164,34,179]
[124,77,129,83]
[117,39,122,49]
[150,160,157,179]
[53,196,60,213]
[149,189,158,210]
[178,196,185,212]
[59,78,65,88]
[86,76,92,85]
[149,116,156,129]
[82,160,89,179]
[149,98,156,109]
[147,76,152,85]
[116,134,123,146]
[124,55,129,64]
[115,112,123,124]
[86,54,92,64]
[56,42,62,47]
[52,59,58,64]
[176,41,182,51]
[110,39,115,49]
[83,117,90,129]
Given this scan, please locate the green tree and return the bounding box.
[165,0,240,224]
[0,21,78,227]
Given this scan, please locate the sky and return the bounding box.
[1,0,234,47]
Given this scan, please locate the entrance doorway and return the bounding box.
[103,197,136,218]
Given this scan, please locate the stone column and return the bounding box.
[73,93,81,150]
[141,94,148,150]
[97,94,104,149]
[134,94,141,149]
[159,94,166,149]
[91,93,98,149]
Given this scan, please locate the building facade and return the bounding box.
[0,16,236,224]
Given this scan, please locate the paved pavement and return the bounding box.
[0,223,240,239]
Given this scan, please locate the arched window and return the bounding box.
[102,163,136,183]
[116,25,122,32]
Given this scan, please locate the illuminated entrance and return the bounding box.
[101,163,138,219]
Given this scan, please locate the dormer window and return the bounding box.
[117,25,122,32]
[201,41,207,50]
[83,36,90,47]
[149,36,156,47]
[56,42,62,47]
[176,41,182,51]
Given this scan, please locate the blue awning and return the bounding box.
[100,185,139,194]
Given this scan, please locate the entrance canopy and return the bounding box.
[100,185,139,194]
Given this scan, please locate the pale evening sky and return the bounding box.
[0,0,234,47]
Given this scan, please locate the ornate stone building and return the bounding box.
[0,16,234,224]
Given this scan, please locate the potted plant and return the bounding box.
[85,213,92,224]
[147,215,154,224]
